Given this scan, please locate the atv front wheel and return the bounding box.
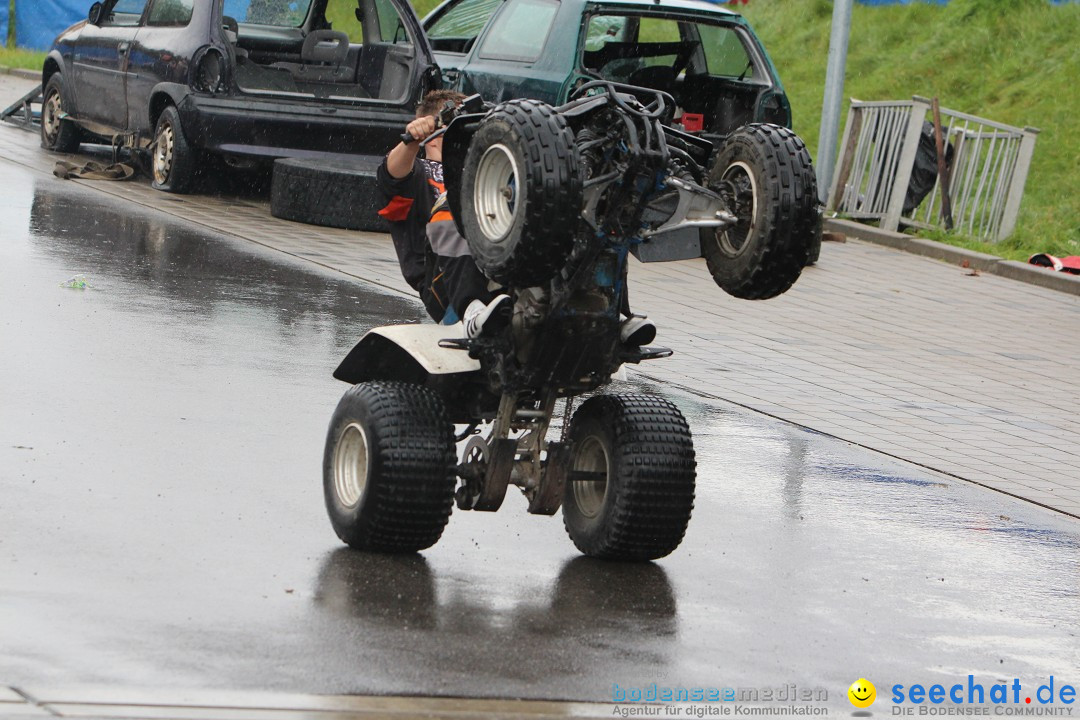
[562,395,696,561]
[459,99,581,288]
[323,382,456,553]
[702,123,819,300]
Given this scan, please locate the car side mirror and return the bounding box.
[88,2,104,25]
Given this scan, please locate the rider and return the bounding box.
[377,90,511,339]
[377,90,656,345]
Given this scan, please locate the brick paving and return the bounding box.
[2,74,1078,518]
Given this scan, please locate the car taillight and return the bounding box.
[193,49,224,94]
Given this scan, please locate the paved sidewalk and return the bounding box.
[2,75,1078,518]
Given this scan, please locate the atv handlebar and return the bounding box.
[402,93,489,146]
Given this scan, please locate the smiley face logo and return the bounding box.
[848,678,876,708]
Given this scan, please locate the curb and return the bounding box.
[1,66,41,81]
[825,218,1080,297]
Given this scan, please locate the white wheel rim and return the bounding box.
[43,90,63,144]
[572,435,608,519]
[716,160,757,257]
[473,143,519,242]
[153,121,175,185]
[333,422,370,509]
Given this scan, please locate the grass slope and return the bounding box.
[0,47,45,71]
[738,0,1080,260]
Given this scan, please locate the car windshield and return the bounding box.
[223,0,313,27]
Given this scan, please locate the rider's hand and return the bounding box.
[388,115,438,178]
[404,115,437,143]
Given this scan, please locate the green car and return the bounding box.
[421,0,792,147]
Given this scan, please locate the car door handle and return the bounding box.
[118,41,131,54]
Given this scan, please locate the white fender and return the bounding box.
[333,322,480,384]
[366,323,480,375]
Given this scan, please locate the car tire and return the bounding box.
[457,99,581,288]
[562,395,696,561]
[151,105,199,194]
[270,157,387,232]
[41,73,82,153]
[323,382,456,553]
[702,123,819,299]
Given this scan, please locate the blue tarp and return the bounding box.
[0,1,8,49]
[15,0,88,51]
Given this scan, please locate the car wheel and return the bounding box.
[562,395,696,561]
[151,105,199,194]
[702,123,819,299]
[40,73,81,153]
[457,99,581,288]
[323,382,456,553]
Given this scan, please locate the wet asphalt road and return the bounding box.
[2,158,1079,705]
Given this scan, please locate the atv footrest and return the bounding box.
[619,345,673,364]
[438,338,470,351]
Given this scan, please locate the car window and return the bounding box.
[325,0,364,43]
[106,0,148,26]
[638,17,678,43]
[581,14,759,82]
[427,0,501,54]
[146,0,195,26]
[373,0,411,44]
[584,15,627,51]
[476,0,557,63]
[223,0,313,27]
[696,24,756,80]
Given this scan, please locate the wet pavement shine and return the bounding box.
[2,158,1079,709]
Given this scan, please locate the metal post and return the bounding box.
[816,0,854,203]
[882,97,930,233]
[997,126,1040,241]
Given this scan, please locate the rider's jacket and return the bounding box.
[377,156,492,323]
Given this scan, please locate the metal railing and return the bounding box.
[826,96,1039,242]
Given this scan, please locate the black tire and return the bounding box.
[151,105,199,193]
[40,73,81,153]
[271,157,387,232]
[702,123,818,299]
[562,395,696,561]
[323,382,456,553]
[458,99,581,288]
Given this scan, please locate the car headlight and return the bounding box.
[193,49,224,94]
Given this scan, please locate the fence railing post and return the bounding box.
[881,96,930,232]
[996,125,1040,241]
[827,102,861,214]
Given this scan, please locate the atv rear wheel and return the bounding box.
[702,123,818,300]
[459,99,581,288]
[562,395,696,561]
[323,382,456,553]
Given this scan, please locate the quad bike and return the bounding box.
[323,82,820,561]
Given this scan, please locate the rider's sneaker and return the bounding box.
[620,316,656,346]
[464,294,512,339]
